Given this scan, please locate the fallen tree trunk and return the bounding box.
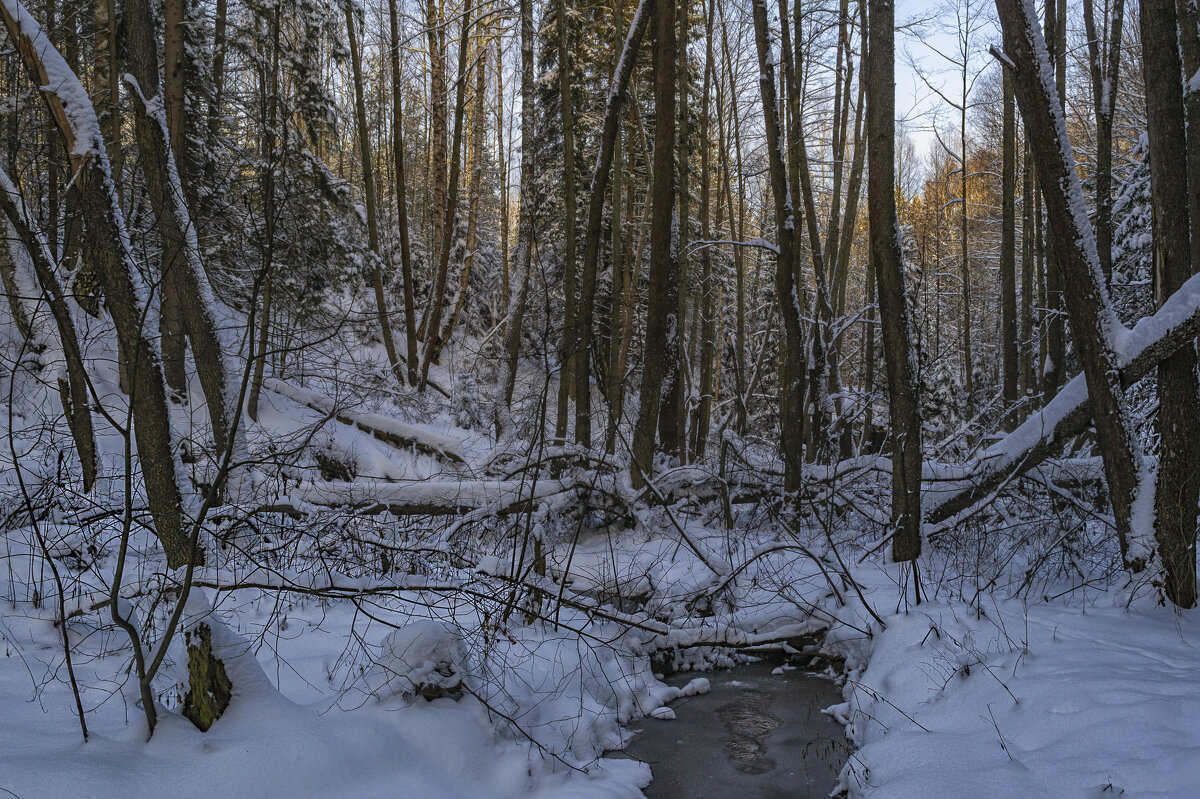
[262,478,571,518]
[925,268,1200,525]
[265,378,466,464]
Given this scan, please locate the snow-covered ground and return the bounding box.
[0,556,652,798]
[2,328,1195,799]
[835,589,1200,798]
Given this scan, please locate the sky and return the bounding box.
[893,0,1002,164]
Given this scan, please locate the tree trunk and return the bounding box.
[1041,0,1067,398]
[163,0,194,203]
[631,0,677,488]
[1140,0,1200,607]
[1000,71,1018,429]
[2,0,191,567]
[1082,0,1125,284]
[659,0,689,460]
[425,0,449,277]
[692,0,716,458]
[124,0,236,454]
[344,0,405,386]
[996,0,1147,568]
[750,0,806,492]
[420,0,472,388]
[555,0,578,443]
[1020,137,1035,411]
[495,0,536,438]
[867,0,923,564]
[578,0,651,449]
[435,33,489,367]
[0,199,97,491]
[390,0,419,385]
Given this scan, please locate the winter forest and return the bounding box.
[2,0,1199,794]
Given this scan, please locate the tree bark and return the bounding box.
[420,0,470,381]
[1082,0,1125,284]
[692,0,716,458]
[390,0,419,385]
[631,0,678,488]
[1000,71,1018,429]
[577,0,651,449]
[1,0,191,567]
[420,0,472,388]
[124,0,235,454]
[0,195,97,491]
[344,0,405,386]
[996,0,1147,568]
[495,0,536,437]
[1041,0,1067,398]
[1140,0,1200,606]
[555,0,578,443]
[659,0,689,460]
[867,0,923,563]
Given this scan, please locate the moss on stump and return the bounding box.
[182,623,232,732]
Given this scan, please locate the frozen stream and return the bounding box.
[612,662,850,798]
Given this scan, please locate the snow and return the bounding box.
[0,596,648,799]
[0,0,103,158]
[838,594,1200,798]
[265,377,467,463]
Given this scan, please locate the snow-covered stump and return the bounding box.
[364,620,467,702]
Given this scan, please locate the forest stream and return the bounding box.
[610,662,851,798]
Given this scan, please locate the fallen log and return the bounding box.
[925,272,1200,525]
[265,378,466,465]
[255,478,573,518]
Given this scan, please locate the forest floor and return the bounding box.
[3,504,1198,798]
[1,347,1195,798]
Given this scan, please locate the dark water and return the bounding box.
[612,663,850,798]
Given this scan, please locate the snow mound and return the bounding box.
[365,620,468,701]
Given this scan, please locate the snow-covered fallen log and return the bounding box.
[925,269,1200,525]
[261,477,572,517]
[264,378,466,465]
